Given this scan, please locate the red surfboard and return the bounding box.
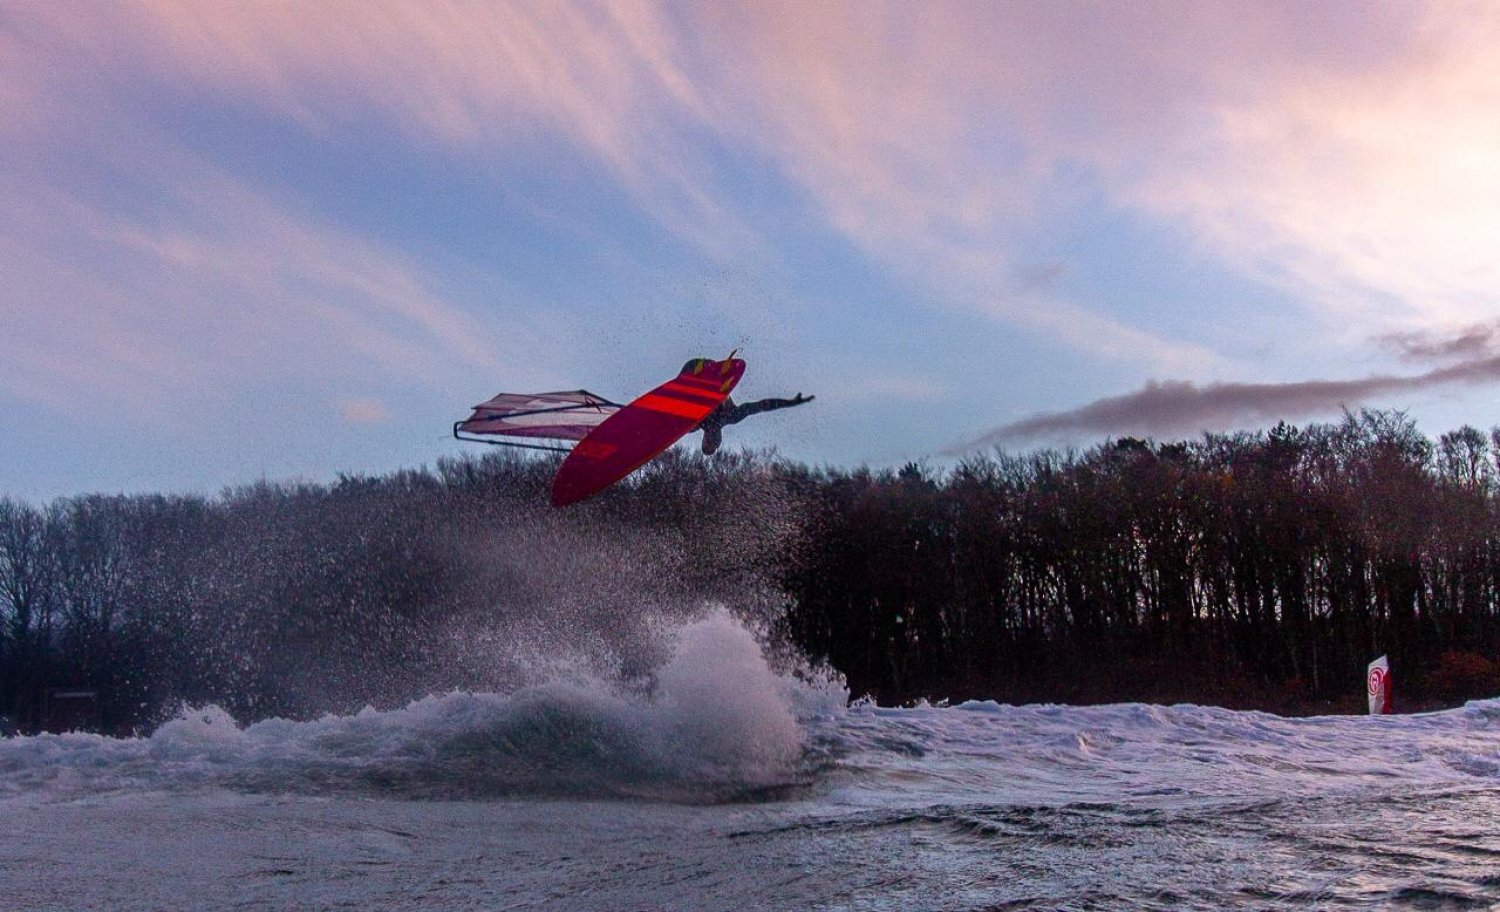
[550,357,746,506]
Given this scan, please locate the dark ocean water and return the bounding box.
[5,611,1499,910]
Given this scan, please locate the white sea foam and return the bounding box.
[6,663,1500,910]
[0,607,825,804]
[817,696,1500,809]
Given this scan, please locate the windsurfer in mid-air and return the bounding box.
[685,359,813,454]
[456,355,810,504]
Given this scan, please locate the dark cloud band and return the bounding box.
[1376,320,1500,364]
[952,353,1500,452]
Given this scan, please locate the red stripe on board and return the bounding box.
[634,393,714,420]
[674,373,724,390]
[661,381,723,403]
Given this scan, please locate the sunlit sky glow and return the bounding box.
[6,1,1500,500]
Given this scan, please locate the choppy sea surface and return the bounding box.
[5,611,1500,911]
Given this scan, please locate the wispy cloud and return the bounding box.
[10,0,752,252]
[5,0,1265,372]
[687,3,1222,365]
[0,113,504,419]
[1123,4,1500,328]
[8,1,1500,432]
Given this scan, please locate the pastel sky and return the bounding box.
[6,1,1500,500]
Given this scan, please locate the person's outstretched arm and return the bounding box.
[721,393,814,425]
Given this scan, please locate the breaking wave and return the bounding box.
[0,608,846,804]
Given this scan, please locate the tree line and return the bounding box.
[780,410,1500,711]
[5,410,1500,733]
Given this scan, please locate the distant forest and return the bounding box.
[5,409,1500,735]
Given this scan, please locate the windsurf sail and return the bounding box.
[1367,655,1392,715]
[453,390,622,453]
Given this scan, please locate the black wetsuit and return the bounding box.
[698,395,809,455]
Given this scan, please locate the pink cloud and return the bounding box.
[10,1,746,248]
[6,1,1223,366]
[1111,5,1500,328]
[0,101,509,419]
[675,2,1498,359]
[8,0,1500,404]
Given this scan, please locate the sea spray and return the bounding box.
[0,608,830,803]
[419,455,812,708]
[652,607,804,783]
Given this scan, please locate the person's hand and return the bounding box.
[792,393,815,405]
